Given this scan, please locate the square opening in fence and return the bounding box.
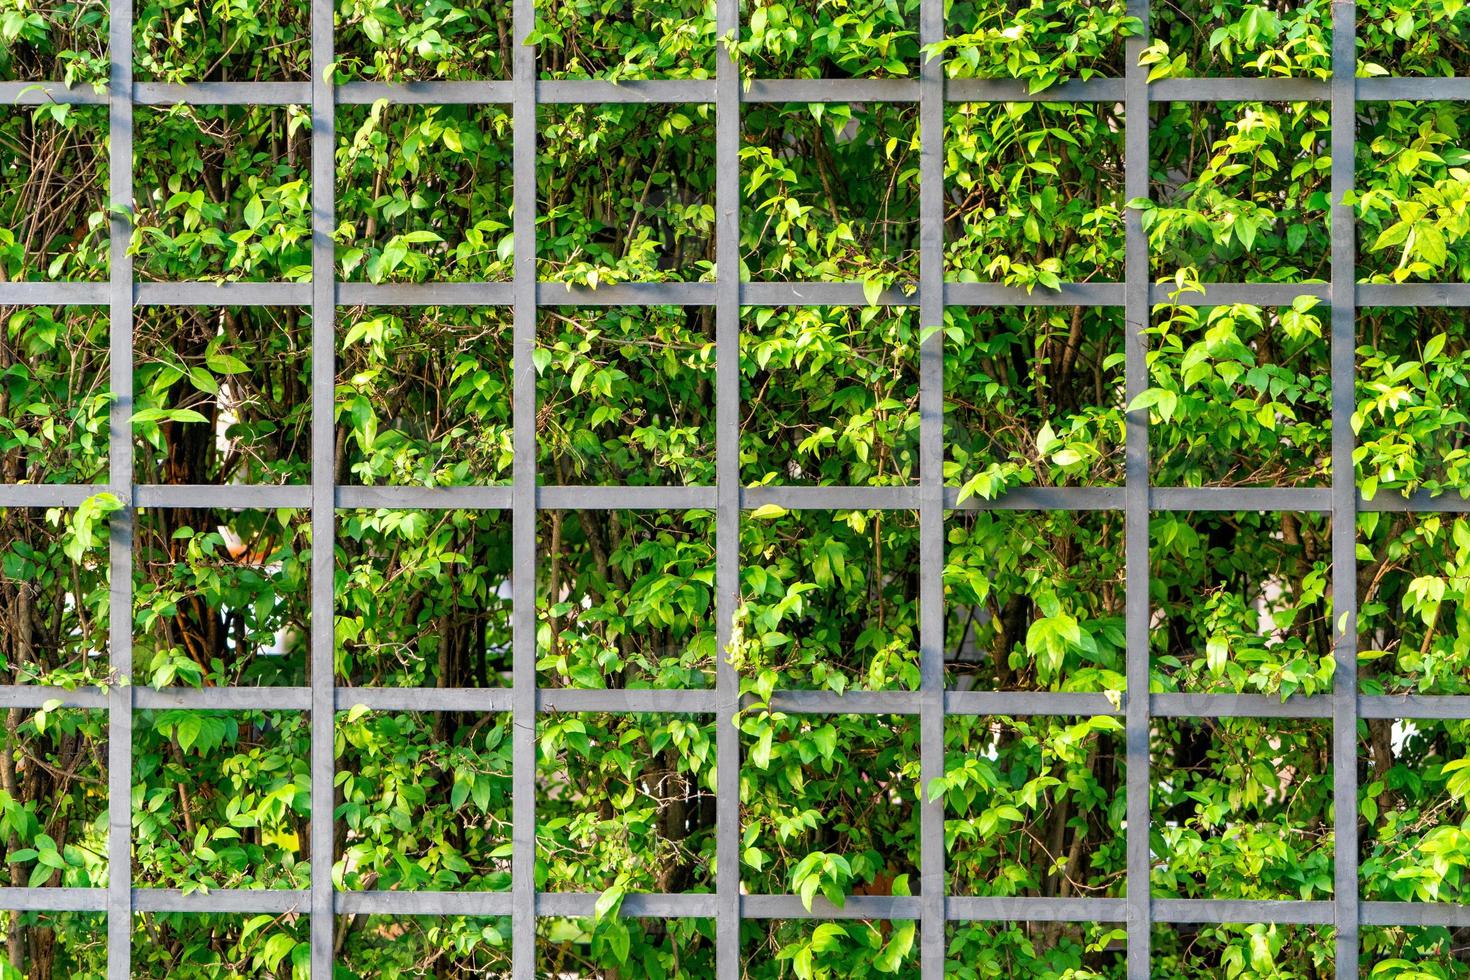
[1150,511,1332,697]
[1358,101,1470,284]
[536,305,716,485]
[1149,0,1332,79]
[0,707,107,889]
[741,102,920,282]
[134,0,308,82]
[740,712,918,898]
[132,912,308,978]
[334,2,512,81]
[337,915,512,976]
[1,306,109,485]
[535,0,715,79]
[1359,512,1470,696]
[1358,5,1470,77]
[739,508,919,692]
[945,510,1125,693]
[1,911,106,975]
[538,103,715,285]
[335,104,513,283]
[1151,717,1334,902]
[337,305,513,487]
[133,507,310,688]
[737,0,918,78]
[0,506,110,687]
[335,710,512,893]
[741,305,918,488]
[133,306,311,486]
[537,509,716,689]
[336,508,512,689]
[741,919,920,976]
[1357,308,1470,497]
[943,715,1125,899]
[541,917,715,977]
[943,0,1130,80]
[945,921,1127,979]
[132,708,311,891]
[945,306,1126,494]
[944,101,1126,287]
[1146,298,1332,488]
[1149,100,1330,283]
[536,712,716,894]
[0,104,108,282]
[0,0,106,82]
[132,105,312,282]
[1361,925,1470,974]
[1152,923,1336,976]
[1359,717,1470,904]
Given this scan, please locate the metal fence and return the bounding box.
[1,0,1469,976]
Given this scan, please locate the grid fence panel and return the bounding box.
[0,0,1468,977]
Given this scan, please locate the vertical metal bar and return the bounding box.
[1330,3,1360,976]
[1123,1,1152,976]
[714,0,742,969]
[105,0,135,972]
[309,0,336,971]
[917,0,945,973]
[511,0,538,971]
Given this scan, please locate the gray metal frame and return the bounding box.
[0,0,1468,976]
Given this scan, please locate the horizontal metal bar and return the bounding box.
[1357,77,1470,102]
[946,896,1127,922]
[1148,282,1330,307]
[742,485,919,511]
[337,486,513,510]
[944,487,1123,511]
[945,282,1124,307]
[741,282,911,307]
[134,281,310,306]
[1151,693,1332,719]
[1359,695,1470,720]
[538,486,717,510]
[1150,78,1328,102]
[762,690,919,715]
[540,80,713,104]
[741,894,921,920]
[2,280,1469,312]
[1361,490,1470,512]
[539,689,716,713]
[946,78,1124,104]
[135,484,309,509]
[135,687,312,711]
[335,688,514,713]
[337,81,512,105]
[0,282,107,305]
[337,282,514,306]
[1151,899,1334,925]
[1358,283,1470,307]
[538,892,718,918]
[336,890,514,916]
[0,888,106,912]
[944,692,1122,716]
[1150,487,1331,513]
[0,484,108,507]
[0,82,108,105]
[539,282,715,306]
[133,888,311,914]
[0,686,108,709]
[134,82,310,105]
[745,79,917,103]
[7,76,1470,112]
[1361,902,1470,927]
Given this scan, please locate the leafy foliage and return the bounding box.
[4,1,1470,977]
